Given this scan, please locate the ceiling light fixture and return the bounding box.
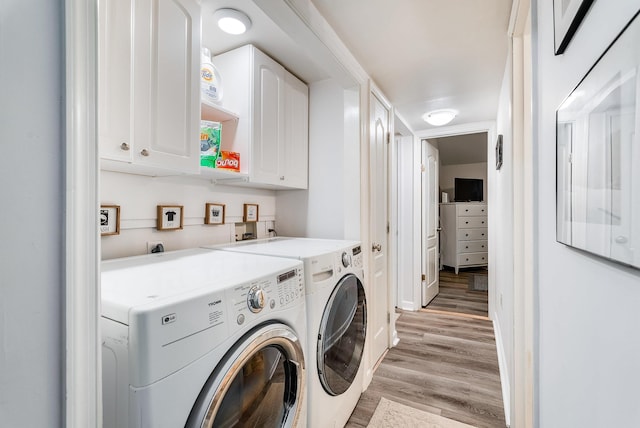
[213,8,252,35]
[422,109,458,126]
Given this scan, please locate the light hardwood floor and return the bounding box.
[346,270,504,428]
[426,267,489,318]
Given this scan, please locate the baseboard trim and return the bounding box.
[493,316,511,428]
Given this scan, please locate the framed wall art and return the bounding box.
[157,205,184,231]
[100,205,120,236]
[553,0,594,55]
[556,10,640,270]
[243,204,259,223]
[205,203,225,225]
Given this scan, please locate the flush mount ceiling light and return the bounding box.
[213,8,252,35]
[422,109,458,126]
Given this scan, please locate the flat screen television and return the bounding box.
[454,178,483,202]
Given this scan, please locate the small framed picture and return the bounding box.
[205,203,225,225]
[100,205,120,236]
[243,203,259,223]
[495,134,503,170]
[157,205,184,231]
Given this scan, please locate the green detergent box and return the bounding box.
[200,120,221,168]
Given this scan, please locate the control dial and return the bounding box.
[247,286,266,313]
[341,251,351,268]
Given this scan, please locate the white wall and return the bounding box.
[396,136,421,310]
[440,162,488,202]
[0,1,63,425]
[100,172,277,259]
[493,54,515,425]
[535,1,640,426]
[276,80,361,240]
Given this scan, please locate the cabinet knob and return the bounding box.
[120,142,130,151]
[140,149,149,157]
[280,176,285,180]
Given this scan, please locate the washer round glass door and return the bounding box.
[317,273,367,396]
[186,324,305,428]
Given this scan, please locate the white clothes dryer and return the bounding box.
[101,248,307,428]
[208,238,366,428]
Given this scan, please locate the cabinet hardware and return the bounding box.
[140,149,149,157]
[120,142,130,151]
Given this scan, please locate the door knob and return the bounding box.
[372,243,382,252]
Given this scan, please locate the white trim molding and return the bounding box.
[65,0,101,426]
[493,318,512,428]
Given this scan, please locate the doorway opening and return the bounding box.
[422,131,490,319]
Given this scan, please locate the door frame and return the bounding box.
[415,121,497,318]
[65,0,101,426]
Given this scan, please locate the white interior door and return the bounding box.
[369,93,389,365]
[422,142,439,306]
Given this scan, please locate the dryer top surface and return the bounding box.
[207,237,361,260]
[101,248,303,315]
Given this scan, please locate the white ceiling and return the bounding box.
[310,0,513,133]
[201,0,512,165]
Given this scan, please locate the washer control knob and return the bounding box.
[247,286,265,313]
[342,252,351,268]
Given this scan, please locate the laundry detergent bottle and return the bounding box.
[201,47,223,104]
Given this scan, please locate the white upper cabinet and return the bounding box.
[213,45,309,189]
[282,72,309,189]
[98,0,200,175]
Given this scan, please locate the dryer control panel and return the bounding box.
[351,245,363,269]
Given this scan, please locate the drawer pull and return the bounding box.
[465,246,469,249]
[482,221,485,224]
[120,142,130,151]
[466,258,469,261]
[466,234,469,237]
[481,233,485,236]
[465,221,469,224]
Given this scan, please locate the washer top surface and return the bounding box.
[207,237,360,259]
[101,248,303,323]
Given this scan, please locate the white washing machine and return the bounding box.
[101,248,307,428]
[208,238,367,428]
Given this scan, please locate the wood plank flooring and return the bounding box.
[345,309,505,428]
[425,268,489,318]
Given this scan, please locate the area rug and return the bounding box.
[367,397,476,428]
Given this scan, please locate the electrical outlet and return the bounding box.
[147,241,164,254]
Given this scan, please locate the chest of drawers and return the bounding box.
[440,202,488,274]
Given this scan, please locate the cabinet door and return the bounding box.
[251,48,285,185]
[133,0,200,173]
[98,0,133,162]
[282,72,309,189]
